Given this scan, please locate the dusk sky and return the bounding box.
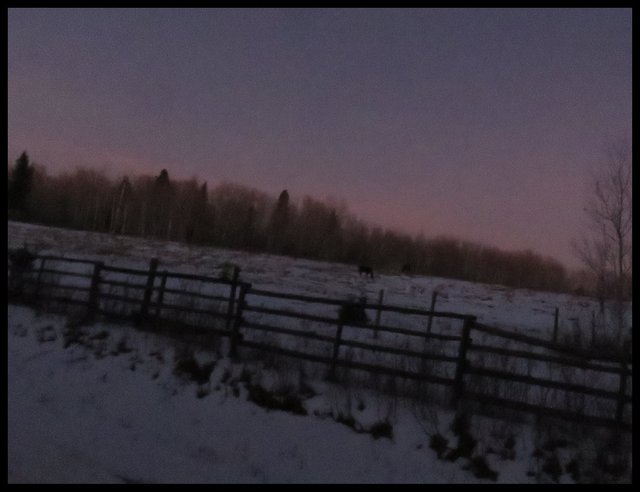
[8,8,632,269]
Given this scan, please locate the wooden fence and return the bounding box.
[7,252,632,430]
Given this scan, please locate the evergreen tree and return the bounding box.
[272,189,289,229]
[8,151,34,215]
[150,169,174,238]
[268,189,290,253]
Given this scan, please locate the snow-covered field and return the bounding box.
[7,221,632,483]
[12,303,629,484]
[7,221,614,339]
[10,304,471,483]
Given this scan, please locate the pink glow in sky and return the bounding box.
[8,8,632,269]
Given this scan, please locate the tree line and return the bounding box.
[9,151,576,294]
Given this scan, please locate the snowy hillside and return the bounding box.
[7,221,613,340]
[9,303,601,484]
[7,221,632,483]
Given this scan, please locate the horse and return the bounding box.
[358,265,374,278]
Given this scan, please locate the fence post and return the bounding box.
[615,362,628,425]
[328,318,344,381]
[140,258,159,322]
[427,290,439,335]
[226,266,241,329]
[155,270,168,318]
[229,283,249,358]
[34,257,46,301]
[452,315,474,406]
[87,261,104,321]
[552,307,559,343]
[374,289,384,339]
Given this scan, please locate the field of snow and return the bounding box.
[12,303,631,484]
[7,221,632,483]
[7,220,615,340]
[8,221,631,398]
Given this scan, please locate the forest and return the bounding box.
[8,152,573,294]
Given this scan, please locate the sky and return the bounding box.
[7,8,632,270]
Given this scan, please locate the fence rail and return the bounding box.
[468,342,628,375]
[7,250,632,430]
[473,321,629,365]
[101,264,150,276]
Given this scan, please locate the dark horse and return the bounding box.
[358,265,374,278]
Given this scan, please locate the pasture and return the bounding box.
[7,220,633,483]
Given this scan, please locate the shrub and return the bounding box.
[500,434,516,460]
[429,433,449,459]
[542,452,563,482]
[595,447,629,479]
[173,349,216,386]
[469,455,498,481]
[446,413,476,461]
[565,457,581,482]
[370,419,393,440]
[116,336,133,354]
[446,432,477,462]
[451,412,471,437]
[37,324,57,343]
[9,246,37,296]
[334,413,357,430]
[246,383,307,416]
[63,321,86,349]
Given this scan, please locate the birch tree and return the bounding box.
[573,138,632,344]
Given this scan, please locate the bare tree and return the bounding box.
[573,137,632,344]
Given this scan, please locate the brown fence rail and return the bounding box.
[7,250,632,430]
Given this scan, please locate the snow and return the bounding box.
[9,304,519,483]
[7,221,632,483]
[8,221,630,341]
